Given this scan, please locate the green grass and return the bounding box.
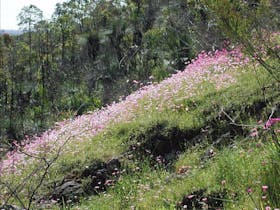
[2,63,280,209]
[65,66,279,209]
[59,65,277,163]
[74,137,280,210]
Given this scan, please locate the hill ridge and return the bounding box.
[0,47,248,175]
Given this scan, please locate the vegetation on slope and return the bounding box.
[0,1,279,209]
[0,42,279,209]
[73,64,280,210]
[1,0,214,142]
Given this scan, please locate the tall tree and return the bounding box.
[17,5,43,79]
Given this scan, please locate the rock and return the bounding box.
[81,158,121,194]
[176,189,227,210]
[200,148,216,163]
[81,161,106,178]
[106,158,121,174]
[90,168,108,192]
[51,180,83,203]
[0,205,23,210]
[49,158,121,203]
[176,189,205,210]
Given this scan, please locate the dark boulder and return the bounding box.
[51,180,83,203]
[81,158,121,194]
[48,158,121,205]
[176,189,227,210]
[0,205,23,210]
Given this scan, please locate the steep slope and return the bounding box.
[0,48,245,175]
[0,47,279,210]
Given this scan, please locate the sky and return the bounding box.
[0,0,65,30]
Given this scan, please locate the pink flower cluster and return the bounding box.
[264,118,280,129]
[0,47,248,176]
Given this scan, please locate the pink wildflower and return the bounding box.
[202,197,208,203]
[187,195,195,199]
[262,160,267,166]
[249,128,258,137]
[265,206,271,210]
[264,118,280,129]
[262,185,268,193]
[247,188,253,193]
[0,47,248,176]
[105,179,114,186]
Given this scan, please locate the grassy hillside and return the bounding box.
[0,47,279,210]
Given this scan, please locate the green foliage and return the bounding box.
[1,1,280,208]
[71,66,279,209]
[59,88,102,113]
[2,54,280,209]
[261,131,280,207]
[1,0,224,141]
[205,0,280,81]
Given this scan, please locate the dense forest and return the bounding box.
[0,0,226,144]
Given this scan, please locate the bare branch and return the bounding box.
[220,108,263,128]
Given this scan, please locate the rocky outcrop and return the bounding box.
[0,204,23,210]
[51,180,83,203]
[176,189,227,210]
[49,158,121,204]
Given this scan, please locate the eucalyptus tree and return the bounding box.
[53,2,78,68]
[0,35,10,139]
[1,34,18,140]
[33,20,52,126]
[17,5,43,79]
